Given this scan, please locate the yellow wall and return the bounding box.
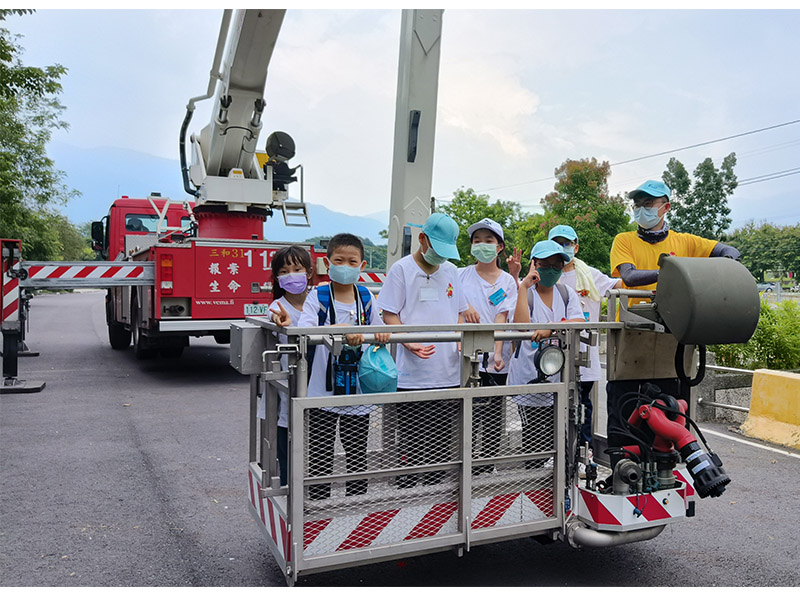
[740,369,800,450]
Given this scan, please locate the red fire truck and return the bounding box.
[90,194,324,359]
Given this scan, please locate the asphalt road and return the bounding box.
[2,290,799,587]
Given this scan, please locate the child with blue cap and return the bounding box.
[548,225,621,461]
[508,240,585,468]
[378,212,476,486]
[607,179,741,466]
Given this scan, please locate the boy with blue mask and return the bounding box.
[508,240,584,468]
[378,212,476,487]
[298,233,390,500]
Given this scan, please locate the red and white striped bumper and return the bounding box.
[302,488,554,557]
[248,470,291,564]
[248,468,555,560]
[575,470,694,532]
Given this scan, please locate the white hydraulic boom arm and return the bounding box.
[180,8,307,223]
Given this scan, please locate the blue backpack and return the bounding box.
[308,284,374,393]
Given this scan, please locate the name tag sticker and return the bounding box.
[419,286,438,302]
[488,288,507,306]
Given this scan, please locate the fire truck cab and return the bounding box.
[92,195,320,359]
[96,195,193,263]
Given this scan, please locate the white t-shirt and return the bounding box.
[507,283,584,406]
[298,285,383,415]
[458,266,518,374]
[258,298,303,428]
[558,268,619,382]
[377,255,468,389]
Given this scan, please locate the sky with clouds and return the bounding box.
[8,7,800,229]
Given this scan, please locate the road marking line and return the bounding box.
[701,428,800,459]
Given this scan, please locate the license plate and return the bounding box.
[244,304,270,316]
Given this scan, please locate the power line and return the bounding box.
[433,117,800,200]
[608,119,800,167]
[738,166,800,184]
[738,168,800,187]
[450,165,800,209]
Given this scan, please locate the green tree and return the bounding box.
[540,158,632,273]
[303,236,387,270]
[662,153,737,239]
[728,221,781,282]
[0,10,82,260]
[440,187,526,268]
[777,224,800,282]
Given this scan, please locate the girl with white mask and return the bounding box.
[457,218,519,474]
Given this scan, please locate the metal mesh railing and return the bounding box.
[299,388,559,558]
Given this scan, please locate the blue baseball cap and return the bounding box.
[530,240,571,262]
[548,225,578,242]
[422,212,461,260]
[628,180,671,202]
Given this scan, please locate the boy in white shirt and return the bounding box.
[297,233,390,500]
[378,213,474,487]
[548,225,621,452]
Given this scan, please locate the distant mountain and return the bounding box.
[49,142,387,243]
[49,141,185,224]
[364,210,390,223]
[266,203,386,244]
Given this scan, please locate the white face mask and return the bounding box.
[423,247,448,266]
[470,243,499,263]
[634,205,663,229]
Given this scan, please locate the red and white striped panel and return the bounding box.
[575,483,687,532]
[358,272,386,284]
[674,467,696,503]
[2,259,20,324]
[25,263,148,284]
[248,471,291,564]
[302,489,554,557]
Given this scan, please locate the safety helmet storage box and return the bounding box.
[654,256,759,345]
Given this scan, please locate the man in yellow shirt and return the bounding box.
[611,179,739,301]
[606,179,740,453]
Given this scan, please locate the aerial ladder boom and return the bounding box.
[180,9,307,236]
[386,9,444,268]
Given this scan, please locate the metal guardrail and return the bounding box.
[235,320,612,584]
[694,363,755,417]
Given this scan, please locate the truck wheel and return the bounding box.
[108,319,131,350]
[131,302,156,360]
[106,293,131,350]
